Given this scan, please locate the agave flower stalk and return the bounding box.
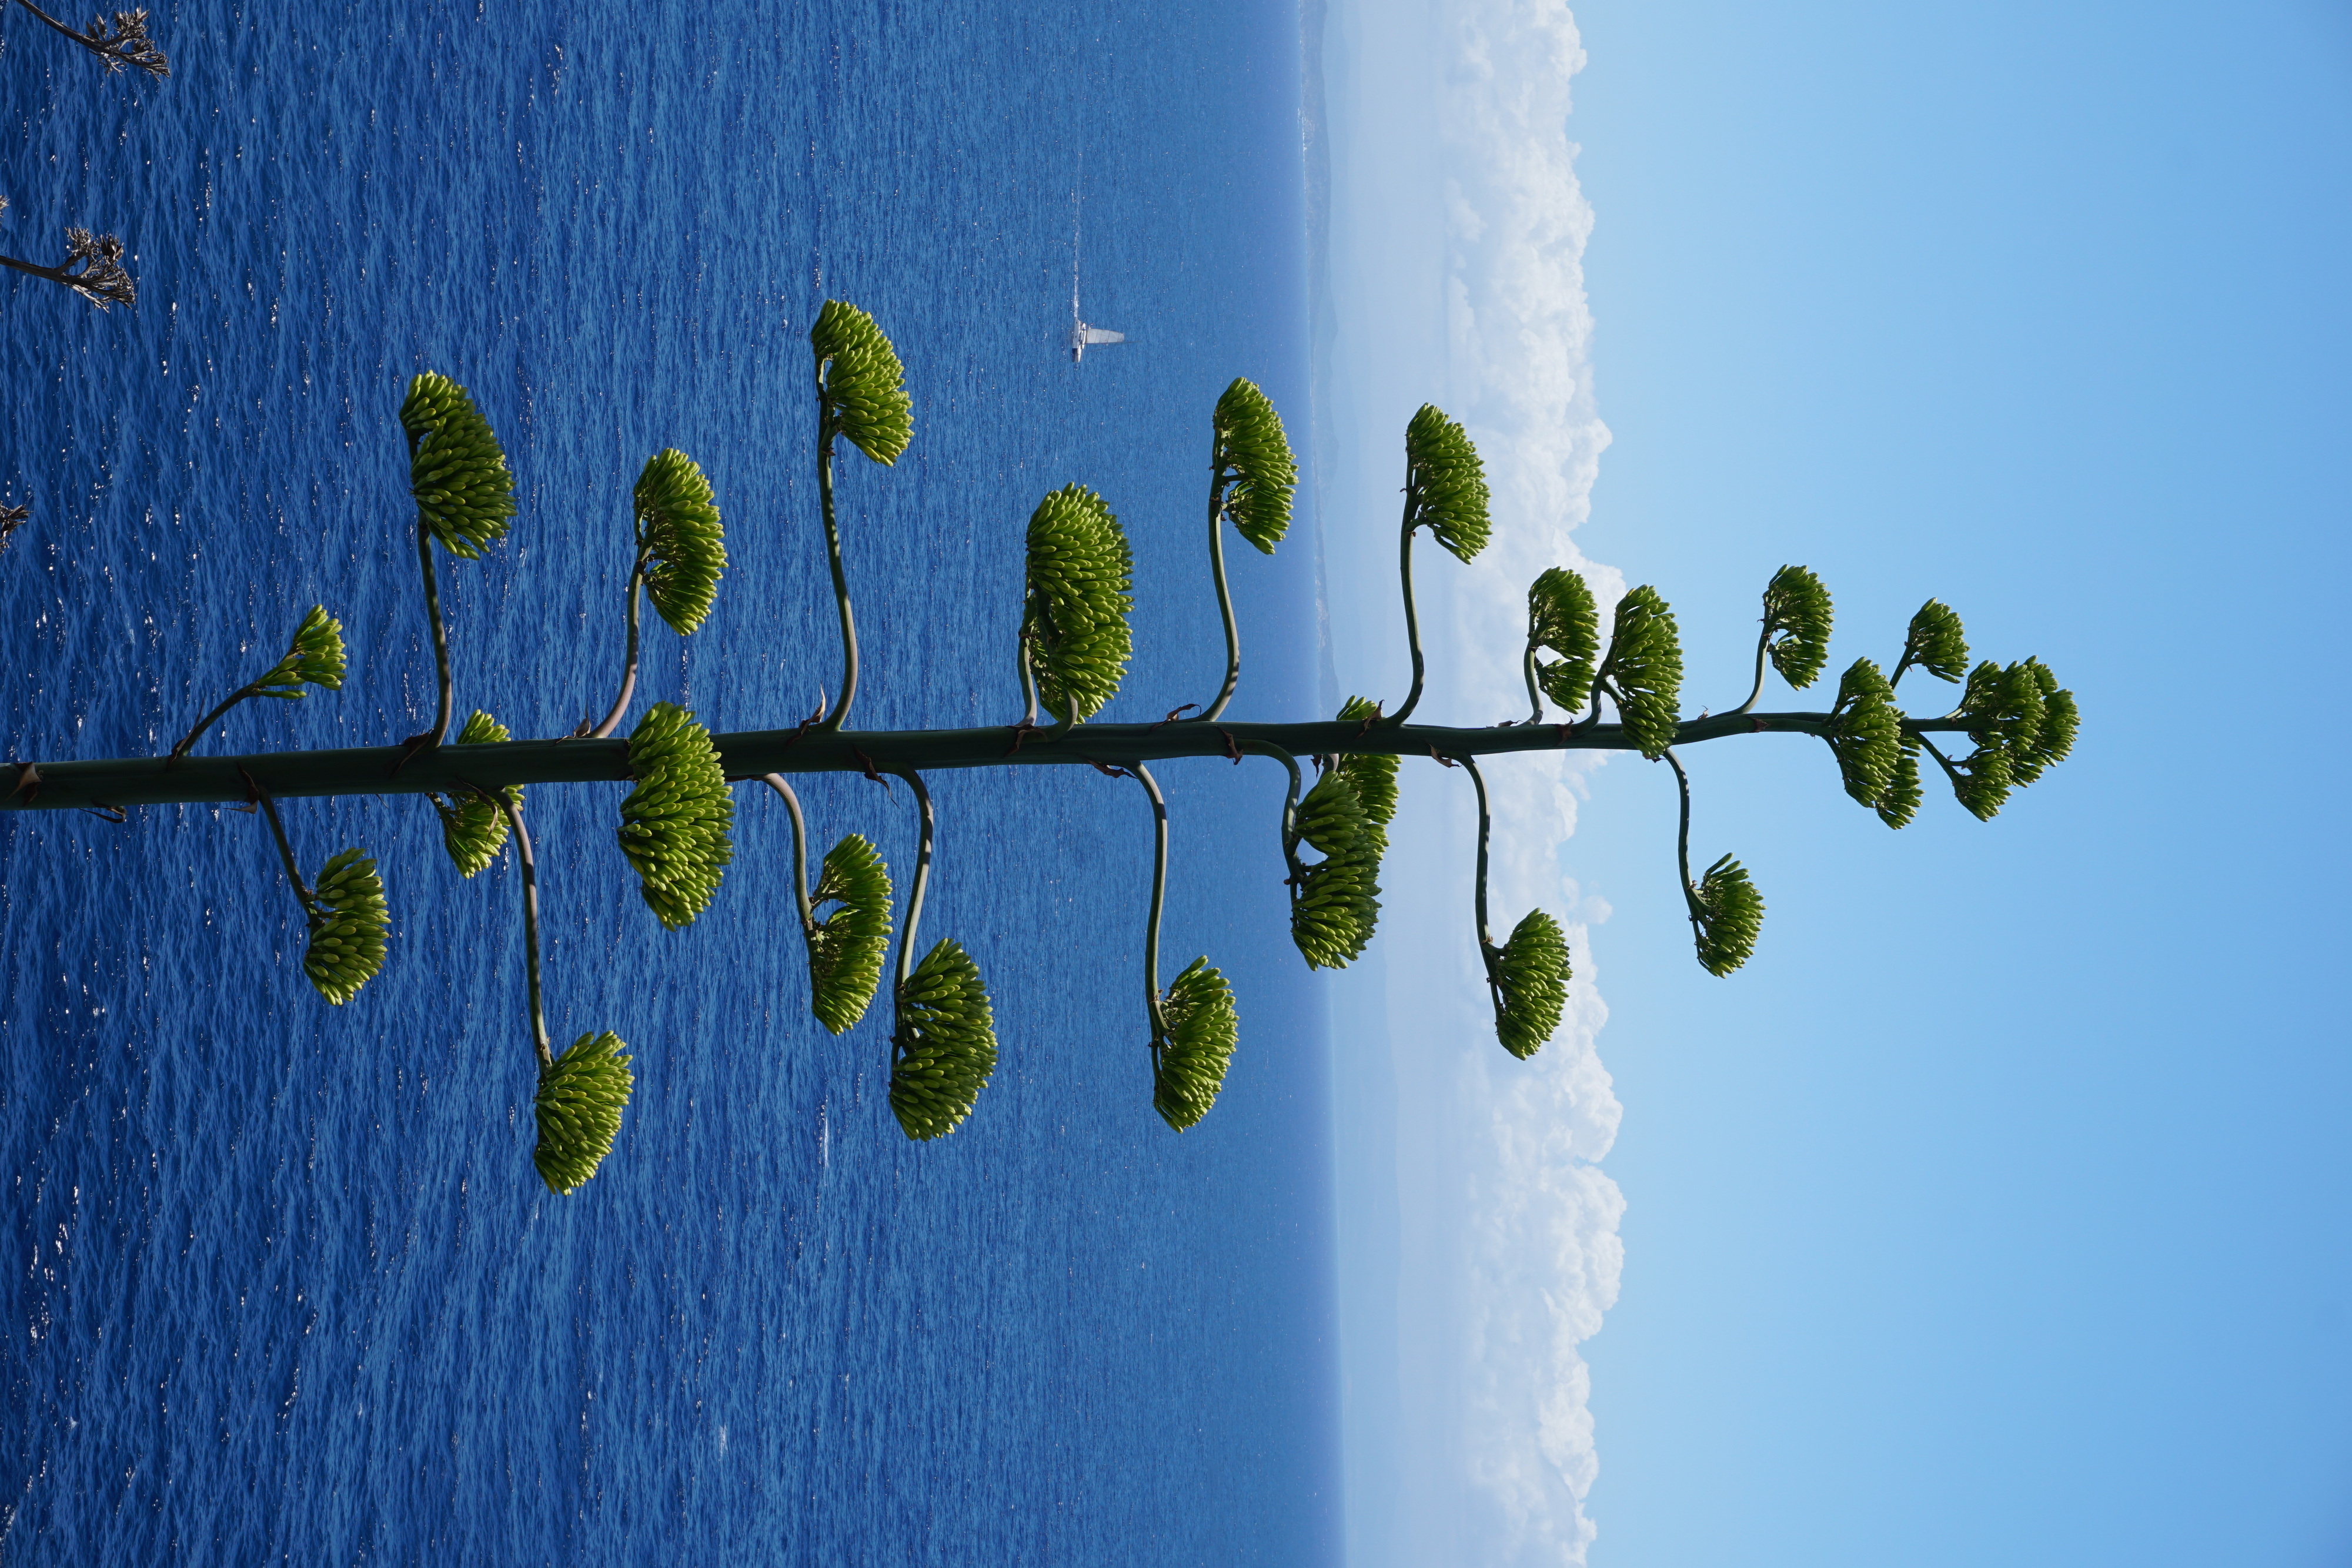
[0,355,2087,1187]
[1198,379,1297,722]
[3,1,168,75]
[167,605,345,764]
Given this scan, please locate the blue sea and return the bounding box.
[0,2,1337,1561]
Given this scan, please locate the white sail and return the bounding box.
[1080,326,1124,345]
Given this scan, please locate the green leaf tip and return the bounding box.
[533,1030,634,1195]
[1598,586,1684,758]
[1762,566,1834,690]
[1689,854,1764,977]
[430,711,518,877]
[635,448,726,636]
[253,605,346,699]
[1024,483,1134,721]
[810,300,913,466]
[1896,599,1969,684]
[807,834,893,1035]
[1404,404,1491,563]
[1826,657,1908,818]
[1154,957,1238,1131]
[303,848,389,1005]
[1528,568,1600,715]
[617,702,734,929]
[890,938,997,1141]
[1214,378,1297,554]
[399,372,517,560]
[1488,910,1569,1059]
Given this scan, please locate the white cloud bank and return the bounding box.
[1321,2,1625,1563]
[1433,4,1625,1564]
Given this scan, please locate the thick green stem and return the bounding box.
[495,792,554,1071]
[1392,487,1428,723]
[761,773,819,940]
[2,713,1984,811]
[1459,754,1514,1023]
[1663,747,1704,922]
[249,785,320,922]
[1015,628,1041,730]
[1242,741,1306,890]
[1459,754,1493,953]
[1047,689,1080,742]
[890,770,934,1005]
[1915,731,1968,791]
[587,554,647,740]
[817,421,860,732]
[1134,763,1171,1049]
[1522,641,1545,726]
[413,511,455,755]
[1734,623,1773,716]
[1201,463,1242,722]
[168,682,261,763]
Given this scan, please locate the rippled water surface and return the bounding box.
[0,3,1333,1560]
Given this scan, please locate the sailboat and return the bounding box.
[1068,169,1123,363]
[1071,318,1124,363]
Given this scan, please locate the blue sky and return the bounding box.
[1318,2,2352,1564]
